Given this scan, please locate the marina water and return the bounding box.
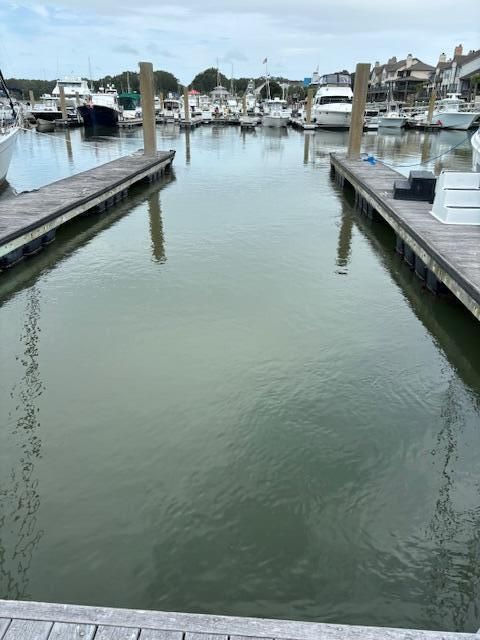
[0,125,479,632]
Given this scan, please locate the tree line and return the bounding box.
[4,67,306,100]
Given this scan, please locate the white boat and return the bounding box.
[378,107,406,129]
[31,94,63,122]
[163,98,181,122]
[430,94,480,131]
[472,128,480,172]
[52,77,91,105]
[310,73,352,129]
[0,72,19,185]
[262,98,289,128]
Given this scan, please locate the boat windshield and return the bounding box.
[319,74,351,86]
[318,96,352,105]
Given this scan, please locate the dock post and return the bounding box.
[306,88,314,125]
[183,86,190,125]
[347,63,370,159]
[139,61,157,156]
[29,90,35,105]
[159,91,164,112]
[242,94,247,115]
[427,89,437,125]
[59,86,67,120]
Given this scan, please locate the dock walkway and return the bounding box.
[0,600,479,640]
[330,153,480,320]
[0,150,175,268]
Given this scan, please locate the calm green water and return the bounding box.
[1,125,480,633]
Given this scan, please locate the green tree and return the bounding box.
[191,67,229,93]
[260,80,282,99]
[5,78,56,100]
[154,70,179,95]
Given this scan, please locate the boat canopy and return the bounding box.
[118,92,141,110]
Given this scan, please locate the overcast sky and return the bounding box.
[0,0,478,83]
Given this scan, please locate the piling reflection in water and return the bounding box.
[148,190,166,264]
[0,286,44,599]
[185,129,191,165]
[335,201,353,275]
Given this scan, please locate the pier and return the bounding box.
[0,150,175,268]
[0,600,479,640]
[330,153,480,320]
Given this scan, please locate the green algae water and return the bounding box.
[1,125,479,633]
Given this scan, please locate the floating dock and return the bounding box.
[118,118,144,128]
[0,150,175,269]
[330,153,480,321]
[0,599,478,640]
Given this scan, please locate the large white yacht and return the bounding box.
[52,77,91,104]
[309,73,353,129]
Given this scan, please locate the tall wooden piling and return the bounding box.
[183,86,190,123]
[347,63,370,159]
[59,86,67,120]
[139,61,157,156]
[427,90,437,125]
[242,94,247,115]
[306,88,314,125]
[159,92,164,112]
[29,90,35,105]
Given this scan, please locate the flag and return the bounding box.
[262,57,267,64]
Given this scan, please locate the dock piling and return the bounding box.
[427,90,437,125]
[347,63,370,159]
[183,86,191,125]
[139,61,157,156]
[59,86,67,120]
[28,90,35,105]
[306,88,314,125]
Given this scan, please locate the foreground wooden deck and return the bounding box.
[0,150,175,269]
[0,600,479,640]
[330,154,480,321]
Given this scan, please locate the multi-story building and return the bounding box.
[433,45,480,97]
[369,54,434,102]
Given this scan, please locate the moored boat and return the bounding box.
[0,70,19,185]
[262,98,289,128]
[472,128,480,172]
[378,110,407,129]
[309,73,352,130]
[78,84,120,128]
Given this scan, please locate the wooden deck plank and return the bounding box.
[0,601,478,640]
[185,633,228,640]
[2,618,52,640]
[138,630,183,640]
[48,622,96,640]
[94,626,139,640]
[0,620,10,639]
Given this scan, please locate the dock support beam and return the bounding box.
[347,63,370,159]
[29,90,35,106]
[427,89,436,125]
[139,61,157,157]
[59,86,67,120]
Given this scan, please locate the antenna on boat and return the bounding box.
[88,56,93,91]
[216,58,220,87]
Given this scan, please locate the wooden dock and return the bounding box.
[118,118,144,129]
[0,600,479,640]
[330,153,480,321]
[0,150,175,269]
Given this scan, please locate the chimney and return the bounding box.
[438,52,446,64]
[375,61,379,68]
[388,56,397,65]
[406,53,413,68]
[454,44,463,57]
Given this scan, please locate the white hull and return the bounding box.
[0,127,18,184]
[472,129,480,172]
[379,116,405,129]
[313,107,351,130]
[432,111,479,131]
[262,115,289,128]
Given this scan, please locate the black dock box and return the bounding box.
[393,170,436,203]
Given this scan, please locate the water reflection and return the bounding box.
[148,190,166,264]
[64,129,73,166]
[0,286,44,599]
[303,134,310,165]
[335,202,353,275]
[185,129,191,165]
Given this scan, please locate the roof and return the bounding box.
[409,61,435,71]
